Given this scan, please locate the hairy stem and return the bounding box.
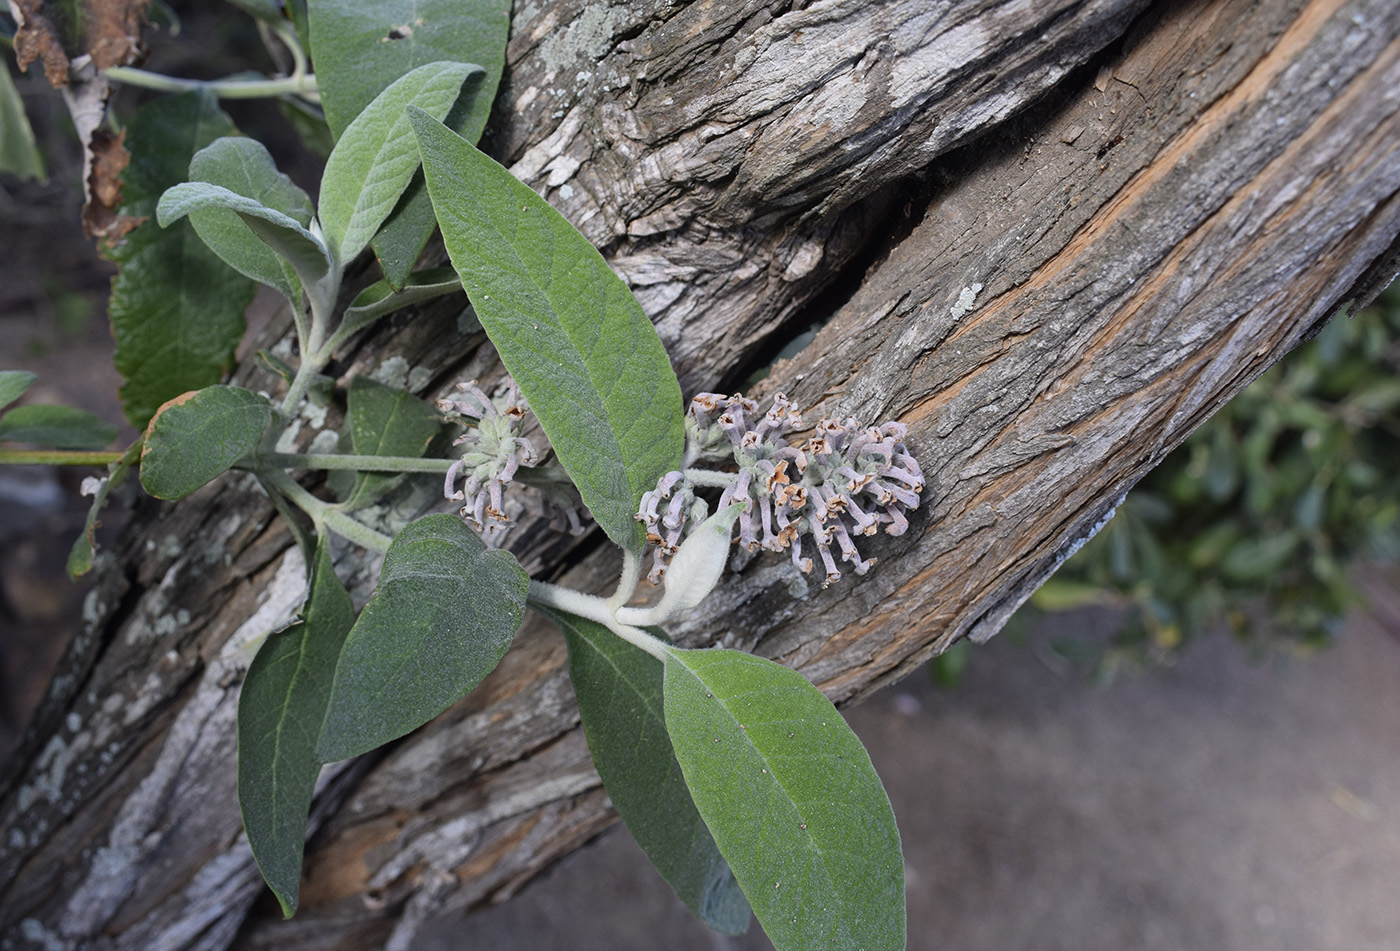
[104,67,318,99]
[527,580,672,661]
[268,452,456,474]
[0,449,125,466]
[608,550,641,611]
[260,470,392,554]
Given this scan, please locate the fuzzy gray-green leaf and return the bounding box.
[239,537,355,918]
[308,0,509,286]
[139,385,272,499]
[664,649,905,951]
[185,137,315,304]
[317,61,481,265]
[158,181,332,294]
[412,113,685,552]
[317,514,527,762]
[541,608,751,934]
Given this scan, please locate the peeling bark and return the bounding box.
[3,0,1399,949]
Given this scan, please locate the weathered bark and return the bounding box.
[3,0,1399,948]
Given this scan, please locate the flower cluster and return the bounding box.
[439,380,538,541]
[439,379,589,543]
[637,392,924,590]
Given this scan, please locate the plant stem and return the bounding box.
[260,470,392,554]
[280,278,340,417]
[683,468,738,487]
[527,580,672,661]
[104,66,318,99]
[0,448,126,466]
[608,549,641,611]
[267,452,456,474]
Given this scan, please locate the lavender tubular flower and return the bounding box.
[439,377,588,546]
[634,390,925,591]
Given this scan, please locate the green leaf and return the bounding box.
[340,376,442,508]
[0,63,45,180]
[139,385,272,499]
[184,137,316,305]
[413,113,686,552]
[0,370,36,410]
[0,405,117,449]
[105,91,253,427]
[317,61,482,264]
[342,265,462,328]
[309,0,509,140]
[157,181,332,295]
[67,443,140,580]
[663,649,905,951]
[239,537,356,918]
[309,0,509,286]
[317,514,528,762]
[369,176,440,288]
[372,69,494,287]
[540,608,751,934]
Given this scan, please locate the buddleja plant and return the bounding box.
[1,4,923,948]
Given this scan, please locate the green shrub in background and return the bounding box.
[1023,282,1400,678]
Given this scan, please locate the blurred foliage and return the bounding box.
[1022,282,1400,679]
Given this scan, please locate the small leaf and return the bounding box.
[0,405,117,449]
[317,514,528,762]
[158,182,332,294]
[663,649,905,951]
[0,371,37,410]
[139,385,272,499]
[67,443,139,579]
[185,137,316,305]
[0,64,45,180]
[338,265,462,340]
[317,61,482,264]
[105,91,252,427]
[239,537,356,917]
[340,376,442,508]
[413,113,686,552]
[540,607,751,934]
[309,0,510,286]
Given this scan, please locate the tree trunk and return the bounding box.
[3,0,1399,948]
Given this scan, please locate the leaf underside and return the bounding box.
[186,136,316,304]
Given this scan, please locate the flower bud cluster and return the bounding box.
[439,380,589,543]
[439,380,538,541]
[637,392,924,590]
